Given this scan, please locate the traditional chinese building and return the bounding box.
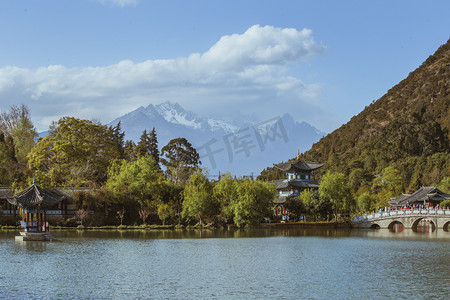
[271,160,324,219]
[7,180,65,241]
[389,186,450,208]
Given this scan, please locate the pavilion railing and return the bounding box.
[1,210,77,215]
[19,221,49,232]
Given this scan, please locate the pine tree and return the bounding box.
[135,130,150,157]
[109,121,125,159]
[124,140,136,161]
[149,127,159,167]
[134,128,160,167]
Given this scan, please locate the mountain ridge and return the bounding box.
[260,39,449,193]
[108,101,326,175]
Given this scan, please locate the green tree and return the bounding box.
[284,196,305,221]
[357,192,377,213]
[0,133,16,185]
[212,172,236,223]
[0,104,37,187]
[300,189,332,221]
[135,130,151,157]
[232,180,276,227]
[161,137,200,183]
[440,199,450,209]
[106,156,162,211]
[109,122,125,159]
[124,140,136,161]
[157,203,173,225]
[372,166,403,207]
[148,127,159,167]
[348,168,367,192]
[0,105,37,162]
[28,117,121,187]
[134,127,159,166]
[157,180,184,225]
[438,176,450,193]
[319,171,354,222]
[182,169,216,225]
[10,115,37,165]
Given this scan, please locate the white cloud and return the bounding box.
[0,25,328,131]
[202,25,322,68]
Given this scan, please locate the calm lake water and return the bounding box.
[0,228,449,299]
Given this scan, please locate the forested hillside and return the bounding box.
[260,40,450,206]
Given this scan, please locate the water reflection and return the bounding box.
[14,240,48,252]
[12,227,444,241]
[363,228,449,239]
[389,222,405,233]
[2,227,449,243]
[415,223,435,233]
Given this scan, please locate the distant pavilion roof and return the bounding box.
[390,186,450,206]
[7,183,65,207]
[274,160,324,172]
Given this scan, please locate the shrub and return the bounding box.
[440,199,450,209]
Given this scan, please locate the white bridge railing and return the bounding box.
[353,209,450,223]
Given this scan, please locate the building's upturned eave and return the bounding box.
[7,183,65,207]
[273,160,324,172]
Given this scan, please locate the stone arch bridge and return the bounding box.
[352,209,450,231]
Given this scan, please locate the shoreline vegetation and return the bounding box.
[0,221,351,231]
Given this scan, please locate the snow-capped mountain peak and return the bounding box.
[207,119,238,133]
[143,101,236,133]
[153,101,202,129]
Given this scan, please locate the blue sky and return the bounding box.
[0,0,449,133]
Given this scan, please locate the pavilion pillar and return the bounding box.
[44,212,47,232]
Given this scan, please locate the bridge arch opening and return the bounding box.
[387,221,404,232]
[443,221,450,232]
[412,218,436,232]
[369,223,380,229]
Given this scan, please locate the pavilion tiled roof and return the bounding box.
[272,180,289,189]
[7,183,65,207]
[270,179,320,190]
[273,196,287,204]
[289,180,320,189]
[389,193,411,205]
[274,160,324,172]
[390,186,450,206]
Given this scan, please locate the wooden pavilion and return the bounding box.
[7,180,65,241]
[271,160,324,220]
[389,186,450,208]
